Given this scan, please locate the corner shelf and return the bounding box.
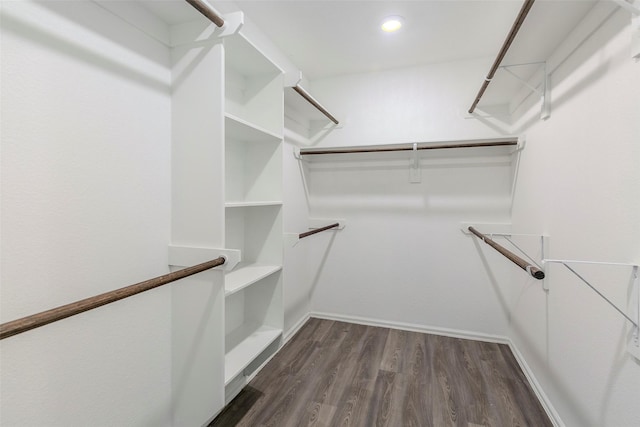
[225,263,282,296]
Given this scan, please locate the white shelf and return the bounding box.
[225,201,283,208]
[224,35,283,136]
[224,323,282,385]
[226,113,282,143]
[225,263,282,296]
[225,33,281,77]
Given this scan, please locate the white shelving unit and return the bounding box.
[223,31,284,399]
[225,112,282,206]
[225,264,282,296]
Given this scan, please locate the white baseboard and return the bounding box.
[284,312,312,343]
[310,311,510,344]
[506,340,565,427]
[309,311,564,427]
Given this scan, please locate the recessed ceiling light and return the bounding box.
[381,16,404,33]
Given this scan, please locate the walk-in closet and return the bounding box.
[1,0,639,426]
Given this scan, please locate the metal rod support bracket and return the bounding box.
[499,62,550,120]
[630,266,640,359]
[467,226,545,280]
[633,12,640,58]
[409,143,421,183]
[542,258,640,360]
[484,232,547,289]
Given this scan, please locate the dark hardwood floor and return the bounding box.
[211,318,552,427]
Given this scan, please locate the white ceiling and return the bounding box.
[222,0,596,79]
[140,0,598,105]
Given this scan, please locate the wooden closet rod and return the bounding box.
[0,257,226,340]
[185,0,225,27]
[468,0,536,114]
[468,227,544,280]
[299,139,518,156]
[293,85,339,125]
[299,223,340,239]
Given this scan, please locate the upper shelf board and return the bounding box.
[225,32,282,76]
[225,113,283,142]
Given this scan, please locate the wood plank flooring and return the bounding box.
[210,318,552,427]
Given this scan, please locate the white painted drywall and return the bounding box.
[282,140,314,333]
[307,57,513,147]
[0,2,172,425]
[507,8,640,426]
[286,7,639,426]
[299,59,516,337]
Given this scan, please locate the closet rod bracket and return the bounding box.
[611,0,639,58]
[168,245,241,272]
[632,12,640,58]
[215,11,243,38]
[409,143,421,183]
[612,0,640,15]
[473,229,548,288]
[632,266,640,359]
[542,259,640,360]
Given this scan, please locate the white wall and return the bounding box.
[298,59,516,337]
[507,8,640,426]
[0,2,172,425]
[288,7,640,426]
[282,140,314,333]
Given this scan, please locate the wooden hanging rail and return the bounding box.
[468,0,536,114]
[299,138,518,156]
[299,223,340,239]
[0,257,226,340]
[468,226,545,280]
[185,0,225,27]
[293,85,339,125]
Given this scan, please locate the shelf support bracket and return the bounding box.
[631,266,640,359]
[499,61,550,120]
[542,259,640,360]
[610,0,640,58]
